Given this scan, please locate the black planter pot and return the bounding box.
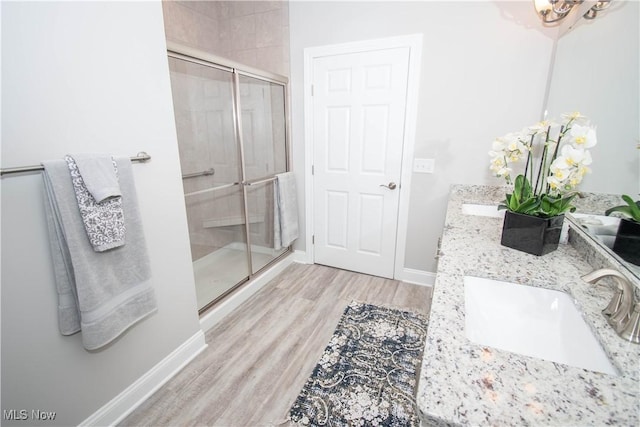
[612,218,640,266]
[500,211,565,256]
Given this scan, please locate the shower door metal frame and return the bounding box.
[167,42,292,314]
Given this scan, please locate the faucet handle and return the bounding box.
[619,302,640,344]
[582,268,638,340]
[603,288,623,317]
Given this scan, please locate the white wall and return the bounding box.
[546,1,639,196]
[289,1,555,272]
[1,2,202,425]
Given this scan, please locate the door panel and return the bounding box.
[239,75,287,181]
[313,47,410,278]
[168,57,249,311]
[238,75,290,274]
[361,105,389,173]
[326,190,349,248]
[358,193,384,254]
[326,107,350,172]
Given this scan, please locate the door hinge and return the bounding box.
[311,165,314,175]
[311,84,314,96]
[312,235,315,244]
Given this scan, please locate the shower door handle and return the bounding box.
[379,182,397,190]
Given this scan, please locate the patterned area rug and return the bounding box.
[289,301,429,426]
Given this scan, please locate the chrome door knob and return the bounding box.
[380,182,397,190]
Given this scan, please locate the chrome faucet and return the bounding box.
[582,268,640,344]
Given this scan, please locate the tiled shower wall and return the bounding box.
[162,0,290,77]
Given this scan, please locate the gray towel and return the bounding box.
[71,153,122,202]
[274,172,299,250]
[65,155,126,252]
[42,158,157,351]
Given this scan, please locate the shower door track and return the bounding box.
[167,42,292,315]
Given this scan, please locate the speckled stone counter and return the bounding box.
[417,184,640,426]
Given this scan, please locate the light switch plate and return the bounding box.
[414,158,435,174]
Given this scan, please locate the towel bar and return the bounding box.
[182,168,215,179]
[0,152,151,177]
[244,176,277,186]
[184,181,240,198]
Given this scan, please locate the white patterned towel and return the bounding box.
[64,155,125,252]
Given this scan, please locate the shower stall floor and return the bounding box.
[192,245,276,311]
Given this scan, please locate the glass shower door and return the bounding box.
[238,74,289,273]
[168,57,250,311]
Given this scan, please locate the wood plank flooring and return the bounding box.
[120,263,433,426]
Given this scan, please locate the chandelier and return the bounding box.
[534,0,613,24]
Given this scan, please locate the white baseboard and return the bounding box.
[82,330,207,427]
[291,251,431,286]
[399,268,435,286]
[292,249,309,264]
[199,251,300,332]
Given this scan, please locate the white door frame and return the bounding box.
[303,34,423,280]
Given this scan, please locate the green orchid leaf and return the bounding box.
[606,195,640,222]
[606,205,633,216]
[513,175,533,200]
[505,192,520,211]
[512,184,522,206]
[540,195,555,216]
[547,194,575,217]
[503,175,575,217]
[621,195,640,222]
[511,197,540,215]
[560,194,577,212]
[521,199,541,215]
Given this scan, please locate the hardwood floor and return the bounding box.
[120,263,433,426]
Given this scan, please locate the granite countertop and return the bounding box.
[417,184,640,426]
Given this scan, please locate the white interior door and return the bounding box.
[312,47,410,278]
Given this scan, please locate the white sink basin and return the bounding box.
[461,203,505,218]
[464,276,617,375]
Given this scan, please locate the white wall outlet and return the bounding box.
[414,158,435,174]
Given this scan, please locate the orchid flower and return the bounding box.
[568,123,597,149]
[488,112,597,217]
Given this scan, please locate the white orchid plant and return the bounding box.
[489,112,597,217]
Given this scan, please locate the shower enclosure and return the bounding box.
[167,44,290,313]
